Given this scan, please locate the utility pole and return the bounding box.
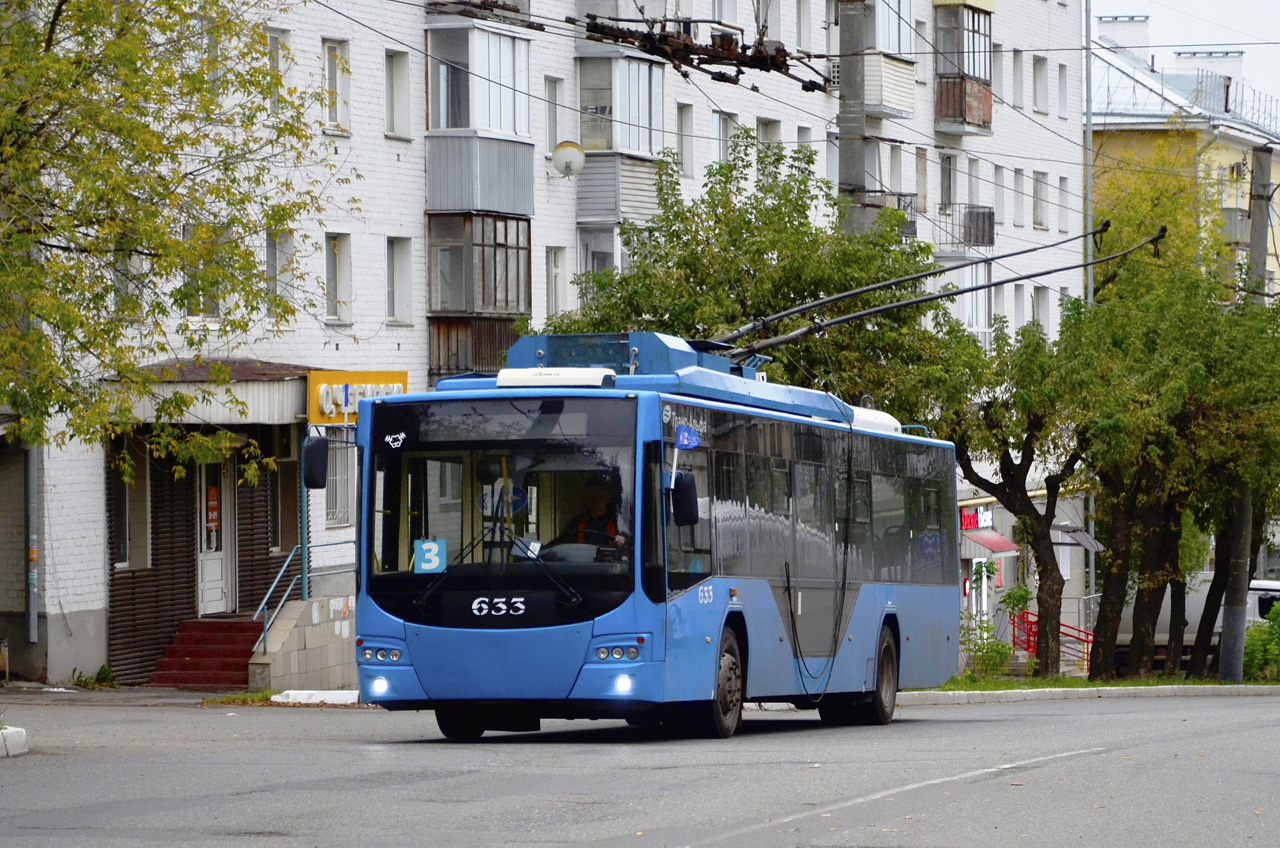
[1221,145,1272,683]
[838,0,877,233]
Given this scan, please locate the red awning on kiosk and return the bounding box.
[961,529,1020,560]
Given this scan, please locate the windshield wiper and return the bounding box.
[500,525,583,605]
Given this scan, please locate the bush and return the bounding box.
[960,614,1015,677]
[1243,605,1280,681]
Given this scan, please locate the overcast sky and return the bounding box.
[1091,0,1280,103]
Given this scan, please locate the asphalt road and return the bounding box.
[1,690,1278,847]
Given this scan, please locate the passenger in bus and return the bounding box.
[553,481,627,547]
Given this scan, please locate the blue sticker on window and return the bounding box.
[675,424,702,449]
[414,539,447,573]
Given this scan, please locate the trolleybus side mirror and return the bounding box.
[671,471,699,527]
[302,434,329,489]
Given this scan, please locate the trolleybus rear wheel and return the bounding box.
[435,706,486,740]
[858,626,898,725]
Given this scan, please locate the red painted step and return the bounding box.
[147,618,263,690]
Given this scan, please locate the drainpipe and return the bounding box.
[26,444,39,643]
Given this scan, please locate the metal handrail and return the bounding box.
[1010,610,1094,674]
[253,540,356,653]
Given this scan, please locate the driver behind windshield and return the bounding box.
[553,481,627,548]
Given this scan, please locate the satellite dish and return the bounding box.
[551,141,586,178]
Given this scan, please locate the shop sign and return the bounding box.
[308,370,409,424]
[960,506,994,531]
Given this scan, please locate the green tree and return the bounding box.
[541,131,940,411]
[1070,133,1280,678]
[914,312,1087,677]
[1,0,333,469]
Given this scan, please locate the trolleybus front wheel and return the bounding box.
[695,627,743,739]
[435,706,486,740]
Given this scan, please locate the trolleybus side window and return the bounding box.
[667,445,711,593]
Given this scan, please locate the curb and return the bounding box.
[898,684,1280,706]
[271,690,360,705]
[1,726,28,757]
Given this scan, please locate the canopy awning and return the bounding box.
[961,529,1020,560]
[125,359,315,425]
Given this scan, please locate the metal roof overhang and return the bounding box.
[125,359,312,425]
[961,529,1020,560]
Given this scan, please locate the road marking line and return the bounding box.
[680,747,1108,847]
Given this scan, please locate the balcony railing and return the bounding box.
[935,204,995,252]
[866,191,919,240]
[935,75,992,134]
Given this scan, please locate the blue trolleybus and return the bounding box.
[337,333,960,739]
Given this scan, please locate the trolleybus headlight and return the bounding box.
[362,648,374,661]
[597,647,610,660]
[626,647,639,660]
[376,649,388,661]
[370,677,389,696]
[611,647,624,659]
[614,674,633,695]
[389,649,401,661]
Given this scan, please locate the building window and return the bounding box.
[1011,49,1024,108]
[1058,63,1069,118]
[580,227,615,273]
[915,147,928,211]
[385,50,410,136]
[267,29,289,115]
[991,44,1002,97]
[264,231,291,316]
[182,222,222,320]
[967,157,980,205]
[878,0,912,57]
[796,0,810,50]
[322,39,349,131]
[1058,176,1070,232]
[964,262,993,349]
[324,232,352,323]
[428,215,530,315]
[1032,284,1050,328]
[579,58,664,155]
[935,5,991,81]
[325,426,353,528]
[713,0,737,26]
[993,166,1005,224]
[715,111,736,161]
[827,132,840,185]
[756,118,781,147]
[546,246,574,315]
[427,27,530,134]
[386,237,412,323]
[914,18,928,82]
[888,144,902,192]
[1013,168,1025,226]
[940,154,956,209]
[545,76,561,151]
[108,443,150,570]
[1032,55,1048,113]
[677,103,694,175]
[1032,171,1048,229]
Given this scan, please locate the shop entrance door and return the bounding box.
[197,461,235,614]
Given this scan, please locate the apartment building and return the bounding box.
[0,0,1086,684]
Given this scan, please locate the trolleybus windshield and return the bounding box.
[365,397,637,628]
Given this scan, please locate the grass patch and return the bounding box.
[203,689,275,706]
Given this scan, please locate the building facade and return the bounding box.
[1,0,1087,683]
